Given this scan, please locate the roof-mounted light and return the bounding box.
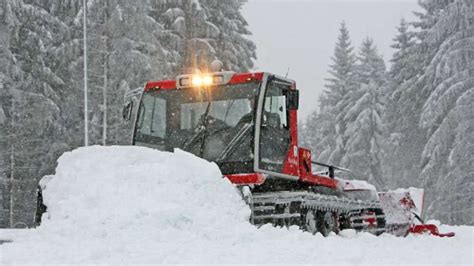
[176,71,235,89]
[190,75,213,86]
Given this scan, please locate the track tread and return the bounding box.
[249,191,386,235]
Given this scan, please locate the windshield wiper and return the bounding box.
[182,101,212,152]
[216,121,253,163]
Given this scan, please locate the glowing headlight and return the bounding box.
[191,75,213,86]
[202,75,213,85]
[191,76,203,86]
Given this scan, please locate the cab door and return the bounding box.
[255,75,293,175]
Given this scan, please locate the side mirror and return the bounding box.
[288,90,299,110]
[122,101,133,121]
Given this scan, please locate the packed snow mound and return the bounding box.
[1,146,473,264]
[39,146,250,237]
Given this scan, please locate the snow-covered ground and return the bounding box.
[0,146,472,265]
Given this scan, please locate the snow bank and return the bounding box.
[39,146,250,240]
[1,146,472,264]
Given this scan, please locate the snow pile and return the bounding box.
[1,146,473,264]
[39,146,250,240]
[3,146,252,263]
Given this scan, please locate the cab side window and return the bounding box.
[263,91,288,129]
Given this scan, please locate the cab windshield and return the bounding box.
[134,82,260,173]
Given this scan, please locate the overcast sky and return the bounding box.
[242,0,421,119]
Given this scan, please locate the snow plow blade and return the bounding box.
[409,224,455,237]
[378,188,455,237]
[409,212,455,237]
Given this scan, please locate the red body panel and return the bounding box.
[145,80,176,91]
[228,72,264,84]
[302,174,338,189]
[281,144,299,176]
[297,148,338,188]
[225,173,266,185]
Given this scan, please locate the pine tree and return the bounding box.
[201,0,256,72]
[0,0,69,227]
[384,19,428,190]
[342,38,387,188]
[153,0,219,72]
[414,0,474,224]
[43,0,86,151]
[388,19,418,88]
[153,0,256,73]
[300,110,321,151]
[0,0,17,227]
[85,0,174,145]
[312,22,356,166]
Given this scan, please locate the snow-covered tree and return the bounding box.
[152,0,256,73]
[414,0,474,225]
[388,19,418,87]
[300,110,321,151]
[153,0,218,73]
[0,0,70,227]
[383,19,426,189]
[202,0,256,72]
[0,1,16,227]
[341,38,387,188]
[310,22,356,166]
[85,0,175,145]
